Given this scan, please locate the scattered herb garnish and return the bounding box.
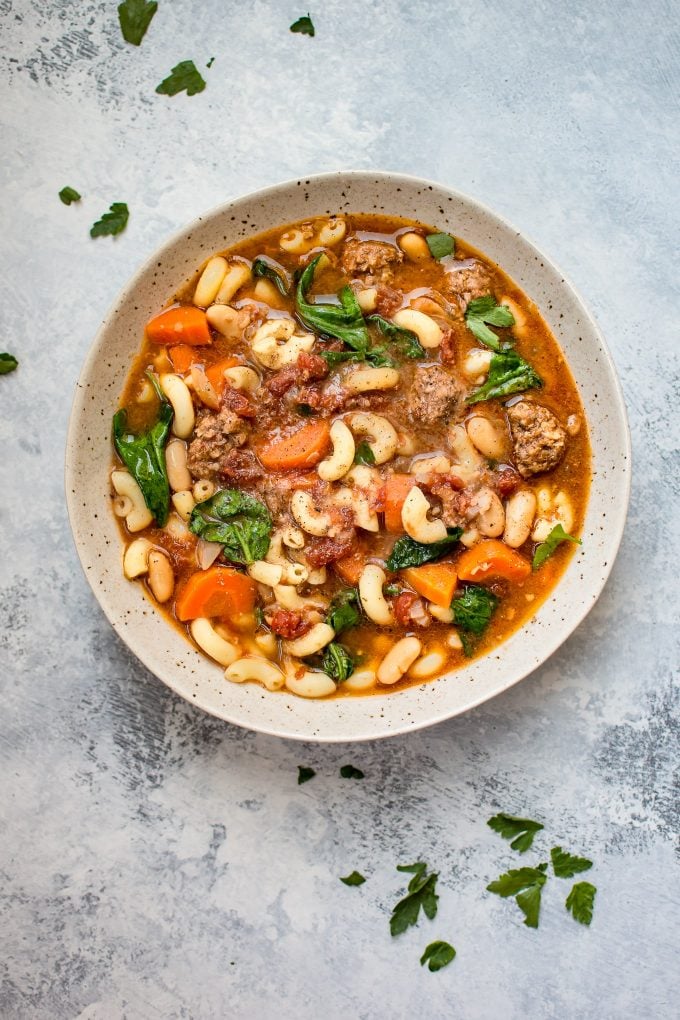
[297,766,316,785]
[384,583,402,597]
[326,588,361,634]
[189,489,272,564]
[550,847,593,878]
[156,60,206,97]
[487,813,544,853]
[386,528,463,571]
[340,764,364,780]
[118,0,157,46]
[59,186,81,205]
[465,295,515,350]
[252,256,289,296]
[368,315,425,359]
[322,642,355,683]
[290,13,315,36]
[565,881,596,925]
[533,524,581,570]
[487,864,548,929]
[340,871,366,887]
[390,863,439,936]
[420,940,456,972]
[354,440,376,465]
[206,57,215,69]
[0,353,18,375]
[90,202,129,238]
[466,349,542,404]
[112,374,172,525]
[425,232,455,260]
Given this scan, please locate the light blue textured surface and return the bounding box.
[1,1,678,1017]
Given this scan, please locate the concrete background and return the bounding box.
[0,1,678,1017]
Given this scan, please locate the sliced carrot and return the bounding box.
[334,551,366,586]
[402,561,459,608]
[169,344,199,373]
[175,566,257,622]
[257,421,331,471]
[384,474,417,533]
[456,540,531,583]
[146,305,212,346]
[205,356,239,394]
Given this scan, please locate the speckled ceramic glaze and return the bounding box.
[65,172,631,742]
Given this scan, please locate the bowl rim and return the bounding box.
[65,169,632,741]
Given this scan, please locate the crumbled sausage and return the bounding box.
[268,352,329,397]
[305,508,356,568]
[408,365,464,426]
[493,466,522,497]
[443,259,492,308]
[267,609,312,640]
[341,239,403,276]
[187,405,248,480]
[221,448,263,483]
[374,284,403,317]
[222,386,257,418]
[392,591,418,627]
[427,478,473,528]
[507,401,567,478]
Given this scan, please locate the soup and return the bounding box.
[111,214,590,698]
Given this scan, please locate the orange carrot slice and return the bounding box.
[456,540,531,583]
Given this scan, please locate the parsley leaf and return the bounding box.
[465,295,515,350]
[452,585,498,637]
[420,940,456,972]
[565,881,596,925]
[90,202,129,238]
[340,764,364,779]
[466,349,542,405]
[354,440,376,465]
[487,865,548,929]
[297,766,315,784]
[112,377,172,525]
[290,13,315,36]
[367,315,425,359]
[550,847,593,878]
[322,642,354,683]
[59,186,81,205]
[189,489,272,565]
[340,871,366,886]
[386,528,463,571]
[252,256,290,295]
[0,353,18,375]
[326,588,361,634]
[487,813,544,853]
[156,60,206,97]
[533,524,581,570]
[118,0,157,46]
[390,863,439,936]
[425,232,455,260]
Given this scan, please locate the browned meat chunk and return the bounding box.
[341,239,403,276]
[507,401,567,478]
[443,259,492,308]
[427,478,473,528]
[374,284,403,317]
[266,609,313,640]
[493,466,522,497]
[187,406,248,481]
[267,352,329,398]
[221,448,263,483]
[408,365,464,426]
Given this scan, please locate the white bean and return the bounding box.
[171,490,195,522]
[409,650,447,679]
[214,262,251,304]
[392,308,442,348]
[429,603,454,623]
[358,564,394,626]
[356,287,378,312]
[253,279,281,305]
[165,438,192,492]
[503,490,537,548]
[377,637,422,685]
[477,490,505,538]
[206,304,241,338]
[342,668,377,692]
[466,417,507,460]
[462,348,493,379]
[194,256,228,307]
[398,232,431,263]
[147,550,174,603]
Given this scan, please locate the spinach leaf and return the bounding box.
[452,584,498,636]
[297,256,370,348]
[326,588,361,634]
[465,295,515,350]
[59,186,81,205]
[112,380,173,526]
[354,440,376,465]
[318,346,393,369]
[189,489,272,564]
[252,256,290,295]
[386,529,463,571]
[425,232,455,260]
[0,353,18,375]
[533,524,581,570]
[368,315,425,359]
[322,642,354,683]
[466,350,542,404]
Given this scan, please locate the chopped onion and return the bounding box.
[190,364,220,410]
[196,537,223,570]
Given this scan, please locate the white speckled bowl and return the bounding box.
[65,171,631,742]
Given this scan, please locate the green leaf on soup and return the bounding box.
[90,202,129,238]
[112,377,173,526]
[465,295,515,350]
[322,642,354,683]
[326,588,361,634]
[118,0,157,46]
[189,489,272,565]
[532,524,581,570]
[156,60,206,97]
[252,256,290,295]
[354,440,376,465]
[367,315,425,359]
[425,232,455,260]
[451,584,498,637]
[466,349,542,404]
[385,529,463,571]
